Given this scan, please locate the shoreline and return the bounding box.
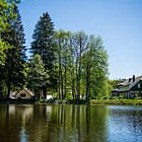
[90,99,142,105]
[0,99,142,106]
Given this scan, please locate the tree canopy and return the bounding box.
[0,2,111,101]
[31,12,57,98]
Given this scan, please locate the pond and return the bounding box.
[0,104,142,142]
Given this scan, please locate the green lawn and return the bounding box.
[90,99,142,105]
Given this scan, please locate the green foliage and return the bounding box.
[0,4,110,101]
[31,12,57,91]
[82,35,108,100]
[31,12,55,69]
[0,0,15,32]
[0,0,18,64]
[90,99,142,105]
[55,30,72,99]
[0,4,26,98]
[0,40,11,65]
[27,54,49,98]
[55,31,109,101]
[108,79,122,89]
[104,81,113,97]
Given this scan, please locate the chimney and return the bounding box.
[133,75,135,82]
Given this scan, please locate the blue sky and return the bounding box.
[19,0,142,79]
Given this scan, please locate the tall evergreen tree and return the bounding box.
[1,5,26,98]
[27,54,48,99]
[31,12,56,98]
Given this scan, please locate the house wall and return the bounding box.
[15,90,32,99]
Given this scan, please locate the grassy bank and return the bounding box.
[1,98,142,106]
[90,99,142,105]
[39,99,142,105]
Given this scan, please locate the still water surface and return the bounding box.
[0,104,142,142]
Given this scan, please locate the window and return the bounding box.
[20,93,26,97]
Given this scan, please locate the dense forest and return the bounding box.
[0,0,113,101]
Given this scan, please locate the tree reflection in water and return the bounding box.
[0,105,142,142]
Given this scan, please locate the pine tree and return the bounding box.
[1,5,26,98]
[27,54,48,99]
[31,12,56,98]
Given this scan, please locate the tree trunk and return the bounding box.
[72,79,75,100]
[86,76,89,101]
[61,69,64,100]
[64,62,67,99]
[77,75,80,100]
[86,65,90,101]
[75,59,78,100]
[0,83,3,99]
[76,57,80,100]
[76,37,82,100]
[43,87,47,99]
[76,55,81,100]
[35,91,40,100]
[7,80,11,99]
[71,69,75,100]
[58,42,61,99]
